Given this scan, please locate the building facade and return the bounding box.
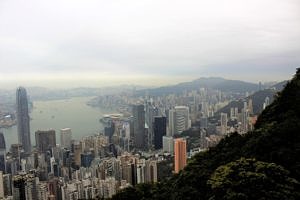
[16,87,31,154]
[174,138,187,173]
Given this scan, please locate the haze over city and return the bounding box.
[1,0,300,88]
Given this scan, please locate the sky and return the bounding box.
[0,0,299,88]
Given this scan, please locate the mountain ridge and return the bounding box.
[136,77,261,96]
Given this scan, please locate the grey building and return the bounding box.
[35,130,56,153]
[16,87,31,154]
[132,104,145,149]
[0,132,6,172]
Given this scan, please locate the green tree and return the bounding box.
[207,158,300,200]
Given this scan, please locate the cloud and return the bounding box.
[0,0,299,87]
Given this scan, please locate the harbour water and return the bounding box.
[0,96,116,150]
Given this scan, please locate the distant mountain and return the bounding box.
[217,80,287,115]
[136,77,259,96]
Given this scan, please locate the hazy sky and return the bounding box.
[0,0,299,88]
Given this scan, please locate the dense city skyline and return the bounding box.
[0,0,299,198]
[1,0,300,88]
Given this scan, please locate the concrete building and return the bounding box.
[16,87,31,154]
[132,104,145,149]
[174,138,187,173]
[61,128,72,149]
[0,132,6,173]
[0,171,4,199]
[220,113,228,135]
[169,106,190,136]
[35,129,56,153]
[153,116,166,150]
[163,136,174,153]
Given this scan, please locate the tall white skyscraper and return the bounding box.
[60,128,72,149]
[169,106,190,136]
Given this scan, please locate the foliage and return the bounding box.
[207,158,300,200]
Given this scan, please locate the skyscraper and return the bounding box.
[12,174,26,200]
[163,136,174,153]
[0,132,6,173]
[60,128,72,149]
[132,104,145,149]
[0,171,4,199]
[220,113,228,135]
[169,106,190,136]
[35,130,56,153]
[153,116,166,150]
[174,138,187,173]
[16,87,31,154]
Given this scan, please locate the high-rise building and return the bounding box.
[132,104,145,149]
[200,116,208,129]
[163,136,174,153]
[145,160,157,183]
[60,128,72,149]
[145,102,159,149]
[16,87,31,154]
[248,99,253,115]
[263,97,270,110]
[174,138,187,173]
[153,116,166,150]
[35,129,56,153]
[169,106,190,136]
[80,152,94,168]
[241,108,249,134]
[0,171,4,199]
[0,132,6,172]
[3,174,12,197]
[12,174,26,200]
[220,113,228,135]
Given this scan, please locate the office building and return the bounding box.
[3,174,12,197]
[153,116,166,150]
[81,152,94,168]
[132,104,145,149]
[163,136,174,153]
[35,129,56,153]
[16,87,31,154]
[0,171,4,199]
[169,106,190,136]
[145,102,159,149]
[12,174,26,200]
[174,138,187,173]
[60,128,72,149]
[200,116,208,129]
[220,113,228,135]
[0,132,6,172]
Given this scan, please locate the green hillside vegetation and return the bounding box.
[111,69,300,200]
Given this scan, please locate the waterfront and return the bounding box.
[0,96,116,150]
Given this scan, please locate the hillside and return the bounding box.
[136,77,259,96]
[112,69,300,200]
[217,80,287,116]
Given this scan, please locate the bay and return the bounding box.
[1,96,115,150]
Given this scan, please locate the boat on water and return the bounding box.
[99,113,123,124]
